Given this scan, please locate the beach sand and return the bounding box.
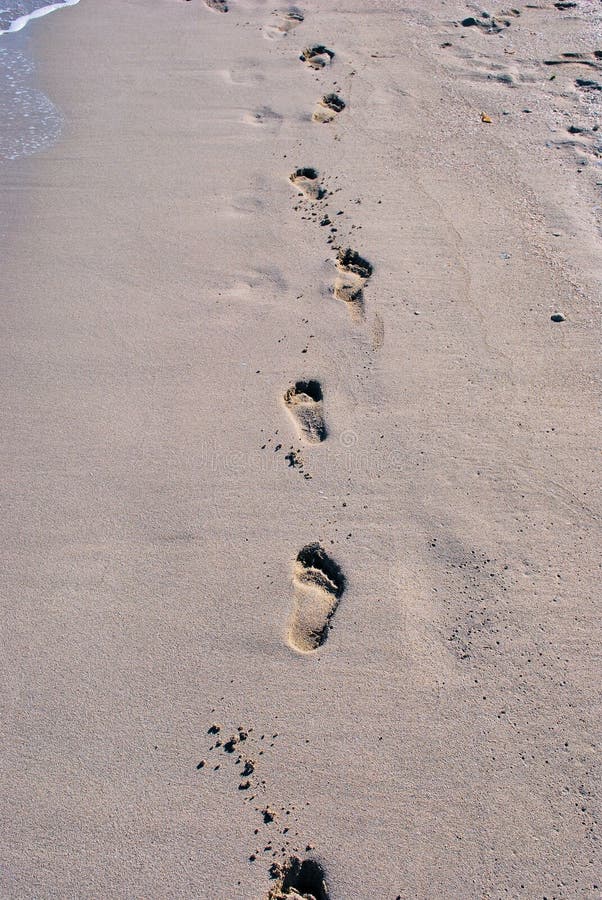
[0,1,600,897]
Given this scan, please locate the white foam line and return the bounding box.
[0,0,80,35]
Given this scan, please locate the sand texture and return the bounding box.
[0,0,600,897]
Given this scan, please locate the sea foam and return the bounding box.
[0,0,80,36]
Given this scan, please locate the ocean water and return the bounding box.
[0,1,80,160]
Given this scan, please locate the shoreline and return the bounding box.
[1,1,600,898]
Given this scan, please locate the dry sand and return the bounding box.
[1,0,600,897]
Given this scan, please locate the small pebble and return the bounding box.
[551,313,566,322]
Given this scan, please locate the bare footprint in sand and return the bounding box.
[204,0,228,11]
[312,93,345,123]
[264,7,304,40]
[334,247,373,323]
[243,106,283,130]
[300,45,335,69]
[288,544,345,652]
[284,380,326,443]
[268,856,329,899]
[289,167,324,200]
[460,13,511,33]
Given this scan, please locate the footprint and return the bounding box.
[460,14,510,33]
[218,66,265,86]
[243,107,283,129]
[333,248,373,323]
[204,0,228,11]
[289,167,324,200]
[288,544,345,652]
[264,7,304,40]
[300,45,335,69]
[227,265,287,301]
[284,380,326,443]
[312,93,345,123]
[268,856,329,899]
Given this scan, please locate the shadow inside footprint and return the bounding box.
[268,856,330,900]
[288,544,345,652]
[300,45,335,69]
[336,248,373,279]
[284,380,326,443]
[312,93,345,123]
[289,167,324,200]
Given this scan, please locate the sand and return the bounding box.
[0,0,600,897]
